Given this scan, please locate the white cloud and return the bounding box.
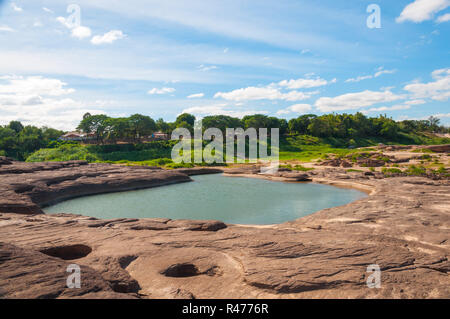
[91,30,126,45]
[148,87,175,95]
[182,104,268,118]
[403,68,450,101]
[43,7,54,13]
[345,67,396,83]
[11,3,23,12]
[433,113,450,118]
[278,77,334,89]
[436,13,450,22]
[345,75,373,83]
[187,93,204,99]
[214,86,317,102]
[56,17,70,28]
[432,68,450,79]
[71,26,92,39]
[276,104,312,115]
[315,90,403,112]
[368,105,411,112]
[368,99,427,112]
[198,65,218,72]
[405,99,426,105]
[0,76,75,96]
[396,0,450,23]
[374,68,397,78]
[56,17,92,39]
[0,76,106,130]
[0,26,14,32]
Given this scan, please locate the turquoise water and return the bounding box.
[44,174,367,225]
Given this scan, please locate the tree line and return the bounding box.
[1,112,448,160]
[0,121,63,160]
[77,112,449,142]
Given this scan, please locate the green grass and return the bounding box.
[25,133,450,167]
[382,167,403,176]
[26,144,99,162]
[280,164,315,172]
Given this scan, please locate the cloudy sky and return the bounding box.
[0,0,449,130]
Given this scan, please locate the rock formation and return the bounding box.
[0,160,449,299]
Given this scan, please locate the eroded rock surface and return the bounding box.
[0,161,449,299]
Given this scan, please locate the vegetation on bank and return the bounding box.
[1,112,450,163]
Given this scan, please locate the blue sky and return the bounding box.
[0,0,449,130]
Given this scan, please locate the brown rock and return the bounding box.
[422,144,450,153]
[0,161,449,299]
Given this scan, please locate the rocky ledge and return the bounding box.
[0,159,449,299]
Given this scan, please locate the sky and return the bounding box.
[0,0,449,130]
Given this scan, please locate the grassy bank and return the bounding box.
[25,133,450,165]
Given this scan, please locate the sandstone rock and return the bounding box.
[0,242,135,299]
[422,144,450,153]
[0,156,13,166]
[0,161,449,299]
[340,160,353,168]
[278,172,312,181]
[357,159,386,167]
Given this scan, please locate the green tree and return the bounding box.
[128,114,157,142]
[156,118,170,133]
[176,113,196,127]
[77,114,110,144]
[8,121,24,133]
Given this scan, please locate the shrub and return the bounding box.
[165,162,195,169]
[293,165,315,171]
[26,145,99,163]
[405,165,427,176]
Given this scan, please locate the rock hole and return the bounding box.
[161,263,200,278]
[40,244,92,260]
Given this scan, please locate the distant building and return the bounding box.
[152,132,169,140]
[59,132,96,142]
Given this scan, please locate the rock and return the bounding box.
[320,159,341,167]
[278,172,312,181]
[175,168,224,176]
[168,220,227,232]
[357,159,386,167]
[0,156,13,166]
[421,144,450,153]
[0,242,135,299]
[0,161,449,299]
[340,160,353,168]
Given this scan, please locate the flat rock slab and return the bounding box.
[0,161,449,299]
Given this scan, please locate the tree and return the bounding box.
[202,115,242,134]
[428,116,440,132]
[380,120,398,138]
[176,113,196,127]
[8,121,24,133]
[288,114,316,135]
[77,114,110,144]
[156,118,170,133]
[128,114,156,142]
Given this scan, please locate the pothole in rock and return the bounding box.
[161,263,200,278]
[40,244,92,260]
[161,263,222,278]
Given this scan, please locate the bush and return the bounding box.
[165,162,195,169]
[26,145,99,162]
[405,165,427,176]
